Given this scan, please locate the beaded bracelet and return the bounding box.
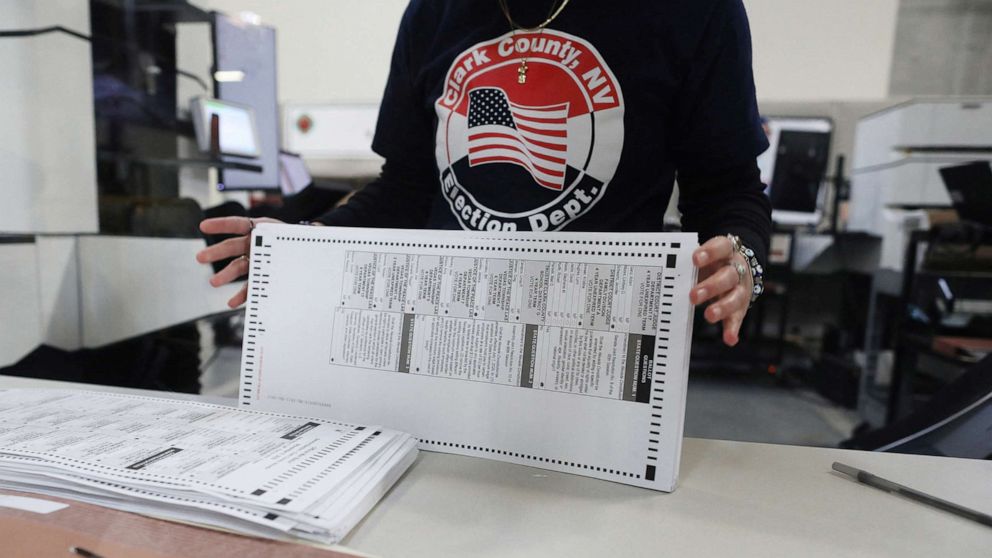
[726,234,765,306]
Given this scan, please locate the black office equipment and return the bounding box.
[769,130,832,214]
[939,162,992,228]
[758,117,833,226]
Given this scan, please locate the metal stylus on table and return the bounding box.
[832,462,992,528]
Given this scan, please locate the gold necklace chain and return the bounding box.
[498,0,572,84]
[498,0,571,32]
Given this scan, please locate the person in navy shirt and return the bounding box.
[199,0,771,347]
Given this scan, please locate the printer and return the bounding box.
[848,98,992,271]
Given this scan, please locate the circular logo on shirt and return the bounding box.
[435,29,625,231]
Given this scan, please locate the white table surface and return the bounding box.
[2,376,990,557]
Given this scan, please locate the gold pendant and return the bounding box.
[518,59,528,84]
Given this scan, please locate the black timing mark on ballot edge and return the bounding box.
[125,447,183,470]
[643,270,677,483]
[241,236,271,407]
[417,438,642,479]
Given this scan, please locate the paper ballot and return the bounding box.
[0,389,417,543]
[240,225,697,491]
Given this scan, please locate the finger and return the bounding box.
[209,256,250,287]
[722,311,745,347]
[690,265,739,305]
[196,235,250,264]
[199,216,253,236]
[704,285,748,324]
[227,284,248,308]
[693,235,734,268]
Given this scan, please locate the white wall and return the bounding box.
[194,0,900,106]
[745,0,900,102]
[889,0,992,96]
[0,243,42,367]
[193,0,408,103]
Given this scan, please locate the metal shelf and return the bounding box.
[97,151,263,173]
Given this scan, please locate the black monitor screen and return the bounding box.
[213,14,279,190]
[939,162,992,227]
[768,130,832,213]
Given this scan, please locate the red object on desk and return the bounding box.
[932,336,992,362]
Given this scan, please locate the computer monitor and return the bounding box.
[190,97,260,158]
[212,13,279,190]
[757,117,833,226]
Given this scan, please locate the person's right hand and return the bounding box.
[196,217,283,308]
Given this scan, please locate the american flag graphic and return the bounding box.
[467,88,569,191]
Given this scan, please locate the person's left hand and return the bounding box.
[690,235,753,347]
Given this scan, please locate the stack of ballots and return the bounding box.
[0,389,417,544]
